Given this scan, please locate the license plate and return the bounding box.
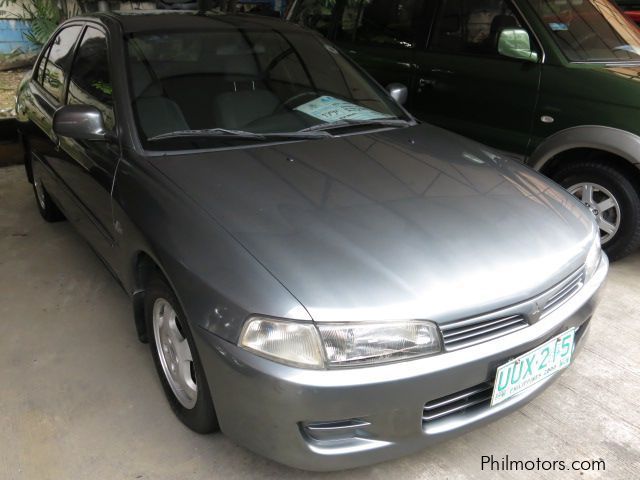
[491,328,575,406]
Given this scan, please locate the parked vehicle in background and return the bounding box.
[616,1,640,24]
[156,0,198,9]
[15,10,607,471]
[288,0,640,260]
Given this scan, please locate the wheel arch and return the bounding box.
[20,129,34,184]
[530,126,640,182]
[538,148,640,191]
[131,250,172,343]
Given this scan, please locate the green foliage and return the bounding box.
[23,0,62,46]
[0,0,80,47]
[92,79,112,96]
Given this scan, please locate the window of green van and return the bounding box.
[292,0,421,48]
[528,0,640,62]
[430,0,526,55]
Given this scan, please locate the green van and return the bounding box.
[288,0,640,259]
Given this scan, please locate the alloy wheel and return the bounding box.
[152,298,198,409]
[568,182,621,244]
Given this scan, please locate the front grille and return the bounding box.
[440,314,528,351]
[541,268,585,316]
[422,383,493,424]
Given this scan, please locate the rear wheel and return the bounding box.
[31,160,65,223]
[145,273,219,433]
[553,159,640,260]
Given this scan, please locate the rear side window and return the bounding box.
[292,0,424,48]
[430,0,524,55]
[40,25,83,102]
[67,27,115,130]
[35,44,52,84]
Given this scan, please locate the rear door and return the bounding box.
[291,0,434,110]
[27,24,84,220]
[411,0,541,155]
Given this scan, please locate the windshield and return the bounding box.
[126,27,408,150]
[528,0,640,62]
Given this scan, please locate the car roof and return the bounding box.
[88,10,306,34]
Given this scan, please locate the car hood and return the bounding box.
[152,124,596,323]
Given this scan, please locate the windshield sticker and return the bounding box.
[548,22,569,31]
[295,96,393,123]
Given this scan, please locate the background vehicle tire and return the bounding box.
[32,170,65,223]
[145,273,219,433]
[554,159,640,261]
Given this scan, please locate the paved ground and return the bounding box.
[1,164,639,480]
[0,69,29,117]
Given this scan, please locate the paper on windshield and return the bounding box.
[294,96,393,123]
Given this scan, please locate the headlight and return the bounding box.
[584,234,601,282]
[238,317,441,369]
[238,317,325,368]
[317,321,441,366]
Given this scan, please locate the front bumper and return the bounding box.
[194,255,608,471]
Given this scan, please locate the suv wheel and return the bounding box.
[554,159,640,260]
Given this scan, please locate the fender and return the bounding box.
[529,125,640,172]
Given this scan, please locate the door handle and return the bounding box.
[418,77,436,91]
[429,68,454,75]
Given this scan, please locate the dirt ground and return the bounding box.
[0,69,29,117]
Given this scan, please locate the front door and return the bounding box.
[411,0,542,156]
[59,25,120,265]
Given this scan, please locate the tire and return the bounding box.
[144,273,219,433]
[553,159,640,261]
[31,160,65,223]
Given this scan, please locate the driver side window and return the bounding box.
[430,0,525,56]
[67,27,115,130]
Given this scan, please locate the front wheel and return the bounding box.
[554,160,640,260]
[145,274,219,433]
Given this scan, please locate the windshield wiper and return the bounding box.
[148,128,266,141]
[300,118,415,133]
[148,128,331,142]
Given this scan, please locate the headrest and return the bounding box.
[221,55,260,82]
[490,15,518,34]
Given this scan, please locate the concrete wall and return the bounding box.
[0,1,154,17]
[0,18,35,53]
[0,1,155,54]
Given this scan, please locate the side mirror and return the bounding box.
[53,105,110,141]
[387,83,408,105]
[498,29,539,63]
